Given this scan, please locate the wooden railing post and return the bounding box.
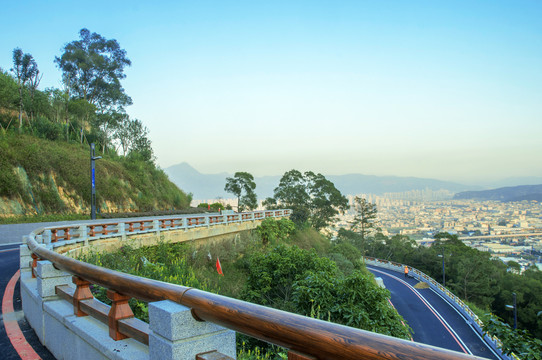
[31,253,40,278]
[72,276,93,317]
[107,290,134,340]
[51,229,58,242]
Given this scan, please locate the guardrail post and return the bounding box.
[118,223,126,241]
[20,237,32,272]
[106,290,134,340]
[36,260,73,300]
[153,220,160,237]
[76,225,88,243]
[43,229,51,244]
[72,276,93,317]
[148,300,236,360]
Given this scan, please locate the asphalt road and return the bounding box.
[368,266,501,360]
[0,243,55,360]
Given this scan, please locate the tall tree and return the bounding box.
[55,29,131,150]
[349,196,378,240]
[55,28,132,111]
[26,60,42,122]
[11,48,38,131]
[224,172,257,211]
[269,170,348,230]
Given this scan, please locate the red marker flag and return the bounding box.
[216,256,224,276]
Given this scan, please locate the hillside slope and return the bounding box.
[0,134,191,217]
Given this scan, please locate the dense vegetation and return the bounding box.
[0,29,191,217]
[78,219,412,358]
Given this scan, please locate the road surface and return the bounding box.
[368,266,500,360]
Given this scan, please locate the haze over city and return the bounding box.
[1,1,541,185]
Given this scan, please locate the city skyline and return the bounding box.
[1,1,541,184]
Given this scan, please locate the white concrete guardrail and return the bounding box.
[19,210,291,360]
[364,257,516,360]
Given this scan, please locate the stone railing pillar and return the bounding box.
[76,225,88,245]
[148,300,236,360]
[20,238,33,273]
[153,220,160,237]
[118,223,127,241]
[24,259,72,343]
[36,260,72,300]
[42,229,52,244]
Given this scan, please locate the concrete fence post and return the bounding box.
[153,220,160,237]
[23,259,72,344]
[148,300,236,360]
[118,222,127,241]
[20,238,32,271]
[36,260,73,300]
[77,225,88,243]
[42,229,51,244]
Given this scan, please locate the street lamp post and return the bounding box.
[506,292,517,329]
[90,143,102,220]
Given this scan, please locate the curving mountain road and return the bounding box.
[368,266,501,360]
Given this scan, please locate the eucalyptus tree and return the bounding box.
[224,172,257,211]
[55,28,132,150]
[11,48,38,131]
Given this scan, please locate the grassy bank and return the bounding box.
[0,133,191,217]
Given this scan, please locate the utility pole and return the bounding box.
[90,143,102,220]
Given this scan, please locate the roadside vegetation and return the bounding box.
[78,218,412,358]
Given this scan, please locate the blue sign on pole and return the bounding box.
[92,168,95,189]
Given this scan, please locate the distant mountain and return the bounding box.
[453,184,542,202]
[483,176,542,189]
[164,163,476,200]
[327,174,472,196]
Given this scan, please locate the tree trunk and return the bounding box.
[18,86,23,132]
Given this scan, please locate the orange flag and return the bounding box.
[216,256,224,276]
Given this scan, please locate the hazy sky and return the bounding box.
[1,1,541,184]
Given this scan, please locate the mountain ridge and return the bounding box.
[454,184,542,202]
[164,162,479,200]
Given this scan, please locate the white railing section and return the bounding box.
[365,257,512,360]
[20,209,292,360]
[34,209,292,249]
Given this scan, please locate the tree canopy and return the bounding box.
[266,170,348,230]
[55,28,132,112]
[224,172,257,211]
[1,31,154,165]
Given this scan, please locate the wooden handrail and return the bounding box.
[27,236,481,360]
